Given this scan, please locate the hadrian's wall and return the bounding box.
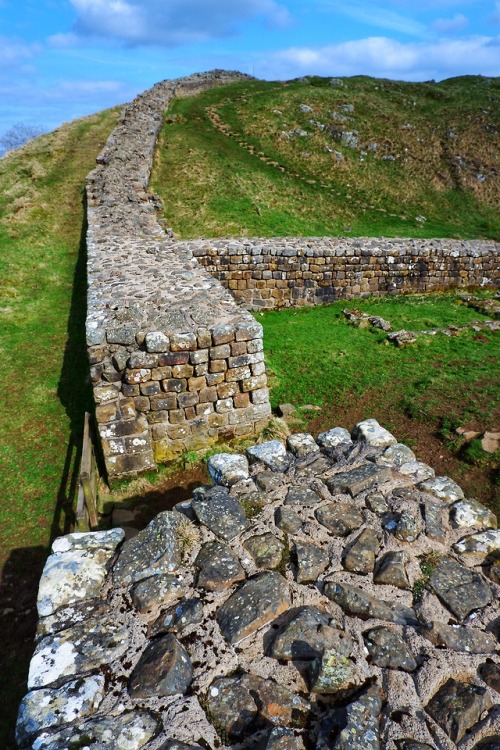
[85,71,272,480]
[85,71,500,479]
[186,237,499,310]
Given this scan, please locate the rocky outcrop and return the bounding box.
[18,420,500,749]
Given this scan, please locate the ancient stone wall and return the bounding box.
[17,421,500,749]
[85,71,499,480]
[85,71,271,479]
[186,237,499,310]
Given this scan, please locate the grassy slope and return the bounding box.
[151,76,500,239]
[0,108,119,746]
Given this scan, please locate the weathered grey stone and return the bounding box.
[317,427,352,449]
[192,491,248,541]
[324,582,419,626]
[207,452,249,487]
[206,673,308,739]
[145,331,169,352]
[195,541,245,590]
[246,440,291,471]
[425,678,494,742]
[271,606,345,661]
[424,500,446,541]
[16,675,106,747]
[285,486,322,507]
[51,529,125,553]
[471,739,500,750]
[37,544,118,618]
[422,621,497,653]
[113,511,183,586]
[315,503,364,536]
[158,742,204,750]
[217,572,290,644]
[395,743,434,750]
[374,551,410,589]
[131,573,184,613]
[363,627,417,671]
[295,541,330,583]
[316,687,383,750]
[365,492,389,515]
[244,533,284,570]
[327,464,392,497]
[255,471,284,491]
[148,598,204,637]
[309,649,360,694]
[453,529,500,556]
[398,461,435,482]
[128,633,192,698]
[275,506,303,534]
[262,727,298,750]
[429,558,492,620]
[480,662,500,693]
[28,615,129,689]
[418,476,465,502]
[343,528,381,574]
[287,433,320,457]
[27,710,160,750]
[378,443,416,468]
[395,510,420,543]
[352,419,397,448]
[451,498,497,529]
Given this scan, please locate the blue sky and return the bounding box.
[1,0,500,137]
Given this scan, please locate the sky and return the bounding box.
[1,0,500,139]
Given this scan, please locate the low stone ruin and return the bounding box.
[17,420,499,749]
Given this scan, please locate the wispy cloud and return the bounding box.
[0,36,41,71]
[490,1,500,23]
[266,34,500,80]
[430,13,469,33]
[318,1,426,37]
[68,0,292,46]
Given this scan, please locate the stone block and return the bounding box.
[188,376,207,391]
[206,372,225,386]
[172,364,194,378]
[95,402,119,424]
[169,409,185,424]
[210,344,231,359]
[176,391,198,410]
[216,398,233,413]
[163,378,187,393]
[150,394,177,411]
[208,412,229,428]
[145,331,170,352]
[154,440,184,463]
[151,366,172,380]
[226,366,251,382]
[196,402,214,417]
[94,385,120,404]
[242,374,267,392]
[235,321,263,341]
[158,352,189,366]
[134,396,150,413]
[197,328,212,348]
[124,368,151,384]
[218,381,239,399]
[209,359,227,373]
[212,323,235,345]
[170,333,197,351]
[190,349,209,365]
[140,381,161,396]
[199,386,218,403]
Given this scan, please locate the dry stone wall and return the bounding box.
[85,71,271,479]
[17,420,500,749]
[85,70,499,481]
[186,237,499,310]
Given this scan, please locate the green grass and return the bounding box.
[0,108,119,747]
[152,75,500,239]
[260,293,499,416]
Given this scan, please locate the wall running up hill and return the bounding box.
[85,71,271,479]
[85,71,499,479]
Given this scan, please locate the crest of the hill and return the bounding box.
[150,75,500,240]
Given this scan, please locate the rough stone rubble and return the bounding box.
[17,420,500,749]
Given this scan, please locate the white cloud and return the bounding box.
[47,33,81,48]
[266,35,500,81]
[69,0,292,46]
[0,36,40,70]
[320,1,426,37]
[430,13,469,33]
[490,1,500,23]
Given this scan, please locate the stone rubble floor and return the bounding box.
[16,419,500,750]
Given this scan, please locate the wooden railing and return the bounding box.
[76,412,99,530]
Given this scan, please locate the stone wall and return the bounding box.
[85,71,499,480]
[17,421,500,749]
[85,71,271,479]
[186,237,499,310]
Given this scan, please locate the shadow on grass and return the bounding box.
[0,204,93,747]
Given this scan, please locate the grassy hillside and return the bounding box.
[151,75,500,239]
[0,108,119,747]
